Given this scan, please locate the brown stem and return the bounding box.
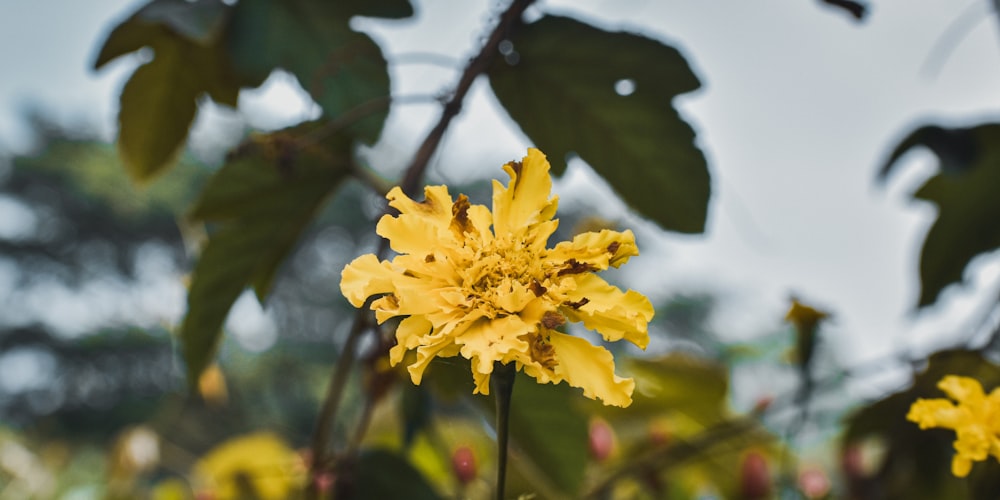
[307,300,372,498]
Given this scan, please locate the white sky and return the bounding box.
[3,0,1000,396]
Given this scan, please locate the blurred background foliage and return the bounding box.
[4,0,1000,498]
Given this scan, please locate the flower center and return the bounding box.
[459,236,541,315]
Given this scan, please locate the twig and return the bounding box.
[307,299,372,497]
[388,51,463,69]
[584,418,763,498]
[298,94,439,150]
[398,0,536,197]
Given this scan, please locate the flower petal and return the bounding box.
[455,316,532,376]
[547,331,634,407]
[407,338,457,385]
[939,376,986,405]
[376,213,451,256]
[471,365,492,395]
[952,455,973,477]
[340,254,398,307]
[907,398,964,429]
[547,229,640,271]
[492,148,558,237]
[390,315,433,365]
[387,185,453,225]
[561,274,653,349]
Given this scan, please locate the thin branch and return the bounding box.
[298,93,441,150]
[388,51,463,69]
[920,0,991,78]
[307,299,373,497]
[398,0,536,197]
[584,418,763,498]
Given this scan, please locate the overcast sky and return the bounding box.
[3,0,1000,398]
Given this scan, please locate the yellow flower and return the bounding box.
[193,432,304,499]
[340,148,653,407]
[906,375,1000,477]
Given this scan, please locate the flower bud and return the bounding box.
[798,466,830,499]
[452,446,476,485]
[739,451,771,500]
[751,395,774,415]
[589,418,615,462]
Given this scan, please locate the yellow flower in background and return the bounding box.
[193,432,304,499]
[906,375,1000,477]
[341,148,653,407]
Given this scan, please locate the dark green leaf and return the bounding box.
[94,0,229,69]
[880,123,1000,308]
[619,353,728,424]
[117,42,200,183]
[345,449,441,500]
[226,0,393,143]
[488,16,709,234]
[132,0,228,44]
[506,373,589,496]
[181,127,351,383]
[94,18,170,70]
[400,383,433,448]
[427,358,588,496]
[844,350,1000,499]
[337,0,414,19]
[100,0,253,181]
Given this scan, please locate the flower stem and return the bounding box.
[492,362,516,500]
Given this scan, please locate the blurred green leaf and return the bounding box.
[844,350,1000,499]
[507,373,589,497]
[181,125,352,384]
[117,41,200,183]
[96,0,253,182]
[424,358,588,497]
[129,0,229,44]
[226,0,403,143]
[337,0,414,19]
[95,0,230,69]
[623,353,729,424]
[348,449,441,500]
[488,16,709,234]
[400,383,433,449]
[880,123,1000,308]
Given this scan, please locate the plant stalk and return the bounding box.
[492,362,517,500]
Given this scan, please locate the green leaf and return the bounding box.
[619,353,729,424]
[844,350,1000,499]
[94,0,229,69]
[337,0,414,19]
[99,0,253,182]
[117,41,200,183]
[424,358,588,497]
[488,16,709,234]
[225,0,396,143]
[130,0,228,44]
[180,126,351,383]
[880,123,1000,308]
[506,373,589,497]
[348,449,441,500]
